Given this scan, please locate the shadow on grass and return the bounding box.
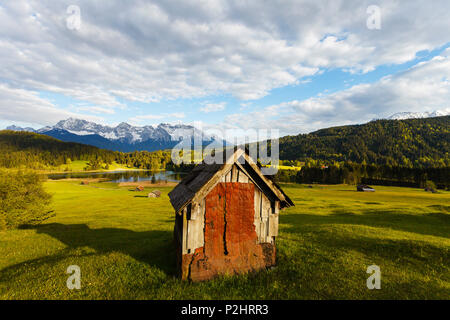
[279,211,450,289]
[281,209,450,239]
[1,223,175,277]
[276,221,450,299]
[428,205,450,213]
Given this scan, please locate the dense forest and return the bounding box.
[0,130,176,171]
[277,116,450,168]
[274,162,449,190]
[0,130,115,168]
[1,115,449,189]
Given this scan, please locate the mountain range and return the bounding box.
[5,110,449,153]
[6,118,219,152]
[2,115,449,168]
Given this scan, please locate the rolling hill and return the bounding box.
[278,116,450,167]
[0,130,117,169]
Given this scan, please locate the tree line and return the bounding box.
[0,130,179,171]
[2,119,449,190]
[274,162,450,190]
[0,130,116,169]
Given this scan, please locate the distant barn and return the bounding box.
[424,187,437,193]
[357,184,375,192]
[148,190,161,198]
[168,148,293,281]
[135,186,144,191]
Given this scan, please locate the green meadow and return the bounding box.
[41,160,135,173]
[0,181,449,299]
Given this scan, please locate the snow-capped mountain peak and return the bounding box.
[50,118,110,136]
[117,122,132,128]
[386,110,449,120]
[5,125,35,132]
[11,118,218,148]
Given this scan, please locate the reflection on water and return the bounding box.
[46,170,186,183]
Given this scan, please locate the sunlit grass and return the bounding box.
[261,164,301,171]
[0,182,448,299]
[44,160,139,173]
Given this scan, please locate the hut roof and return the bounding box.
[168,148,293,213]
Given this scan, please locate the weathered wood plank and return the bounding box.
[182,207,188,254]
[241,152,286,202]
[253,187,261,242]
[186,201,206,251]
[225,170,231,182]
[231,165,238,183]
[187,203,197,250]
[266,200,279,241]
[254,219,261,242]
[254,188,261,219]
[238,169,249,183]
[198,198,205,247]
[274,200,280,214]
[268,213,279,237]
[260,194,271,242]
[235,161,265,191]
[261,194,270,218]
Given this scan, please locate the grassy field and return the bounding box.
[262,164,302,171]
[0,181,449,299]
[39,160,137,173]
[28,160,141,173]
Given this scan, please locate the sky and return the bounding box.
[0,0,450,137]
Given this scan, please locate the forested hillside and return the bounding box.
[278,116,450,168]
[0,130,116,168]
[0,130,175,171]
[2,116,450,177]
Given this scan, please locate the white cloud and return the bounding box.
[1,1,450,127]
[129,112,186,123]
[1,0,450,110]
[222,50,450,135]
[200,102,226,113]
[76,106,116,115]
[0,84,102,126]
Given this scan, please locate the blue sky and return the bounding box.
[1,1,450,136]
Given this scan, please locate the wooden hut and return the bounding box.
[168,148,293,281]
[357,184,375,192]
[152,190,161,197]
[148,190,161,198]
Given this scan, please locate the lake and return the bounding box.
[46,170,187,183]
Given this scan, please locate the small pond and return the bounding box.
[46,170,187,183]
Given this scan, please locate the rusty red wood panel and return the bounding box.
[181,182,276,281]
